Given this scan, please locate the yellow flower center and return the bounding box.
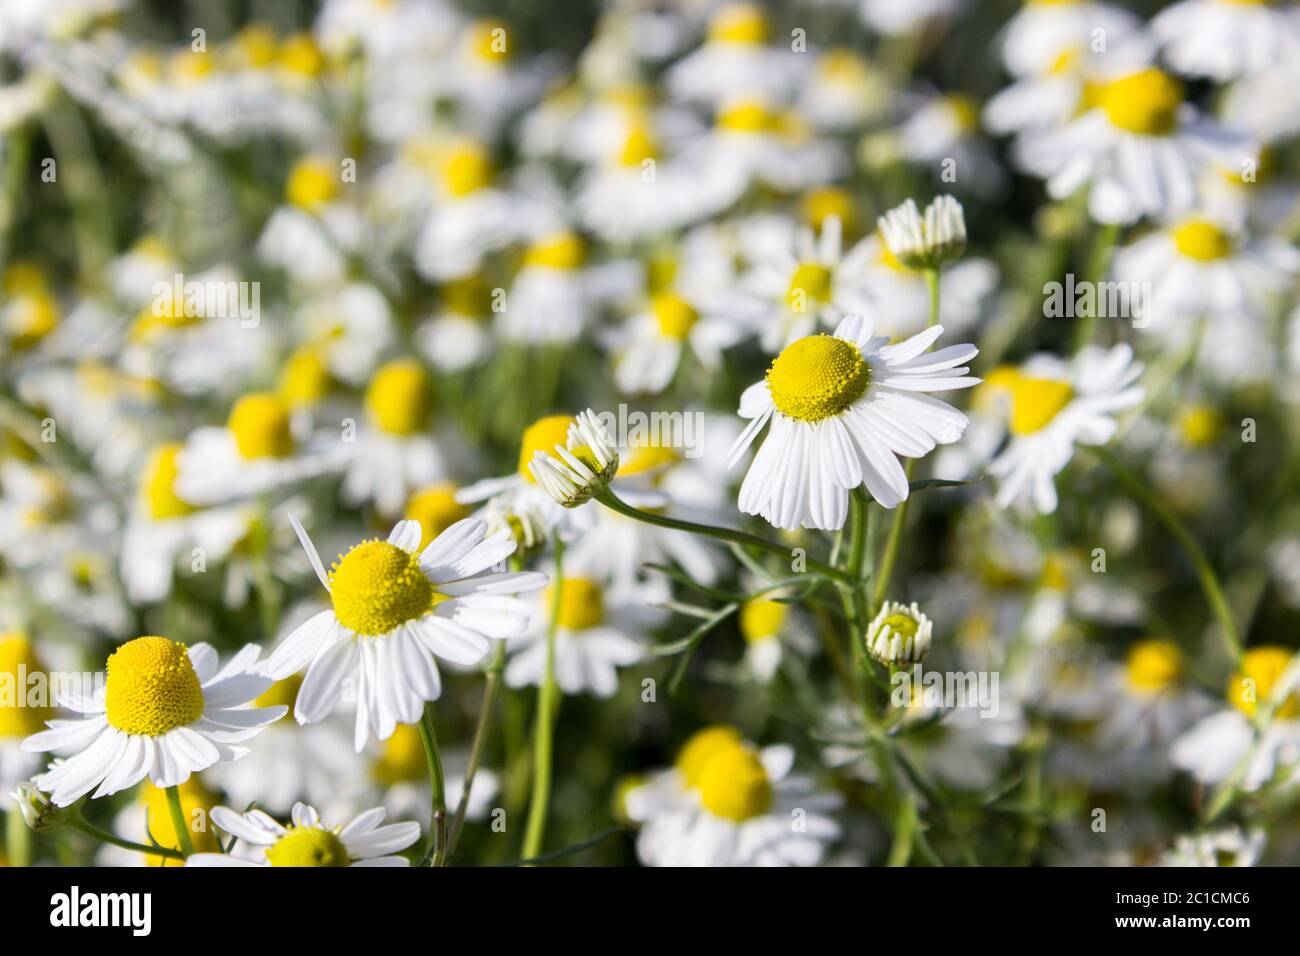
[676,725,744,786]
[651,292,699,340]
[104,637,205,737]
[1126,639,1182,693]
[945,94,980,133]
[523,232,585,270]
[266,827,350,867]
[786,262,833,311]
[230,24,278,69]
[549,577,604,631]
[801,187,856,235]
[286,158,339,211]
[880,612,920,639]
[1176,403,1223,448]
[815,49,870,85]
[406,483,467,550]
[141,779,219,866]
[618,121,658,167]
[766,334,870,423]
[469,19,512,63]
[279,348,332,409]
[708,3,768,45]
[255,673,302,710]
[1171,219,1234,261]
[141,444,196,521]
[740,599,787,643]
[228,393,295,459]
[1228,646,1299,719]
[329,540,438,636]
[517,415,577,481]
[372,723,426,785]
[716,99,778,133]
[617,443,681,479]
[1009,377,1074,435]
[696,745,773,821]
[278,34,324,76]
[877,236,913,274]
[440,141,494,197]
[0,635,53,738]
[366,360,433,436]
[1095,68,1182,136]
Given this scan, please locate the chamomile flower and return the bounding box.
[504,573,667,699]
[797,48,889,132]
[995,1,1142,78]
[877,195,968,271]
[415,275,495,373]
[1152,0,1300,81]
[0,634,50,796]
[728,315,980,529]
[175,392,344,505]
[737,596,813,684]
[859,0,963,36]
[527,409,620,509]
[257,155,364,286]
[22,637,286,806]
[186,802,420,867]
[896,93,1005,198]
[1019,66,1249,224]
[340,360,447,517]
[495,231,601,346]
[986,345,1144,514]
[266,516,545,750]
[666,3,800,107]
[866,601,934,665]
[413,139,521,282]
[625,726,841,867]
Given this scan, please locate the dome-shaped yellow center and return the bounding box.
[879,611,920,639]
[696,744,773,821]
[1126,639,1182,693]
[266,826,350,867]
[675,725,744,787]
[1171,219,1233,262]
[740,599,787,643]
[786,262,833,311]
[279,347,332,409]
[518,415,577,481]
[618,121,658,167]
[0,635,54,738]
[406,483,468,550]
[141,779,220,865]
[286,158,339,211]
[617,443,681,479]
[329,540,437,636]
[1009,376,1074,435]
[1095,69,1182,136]
[766,334,870,423]
[470,19,513,63]
[651,292,699,340]
[278,34,324,77]
[717,99,778,133]
[1228,646,1299,719]
[372,722,426,786]
[523,232,585,271]
[441,141,494,197]
[801,187,856,235]
[228,393,295,459]
[548,577,604,631]
[141,444,196,521]
[104,637,205,737]
[708,3,768,45]
[366,360,433,436]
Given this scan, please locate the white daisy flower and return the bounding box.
[186,802,420,867]
[414,275,495,374]
[727,315,980,529]
[265,515,546,750]
[293,282,395,387]
[895,93,1006,198]
[877,195,967,271]
[494,231,600,346]
[1171,647,1300,793]
[797,48,889,132]
[1153,0,1300,81]
[859,0,962,37]
[995,0,1142,78]
[1219,60,1300,143]
[1110,215,1300,330]
[257,156,365,287]
[504,574,667,699]
[22,637,286,806]
[625,726,840,867]
[987,345,1144,514]
[1018,66,1249,224]
[736,595,814,684]
[865,600,933,665]
[665,3,801,107]
[340,360,447,517]
[527,409,620,509]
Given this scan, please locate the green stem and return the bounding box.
[5,808,31,867]
[839,489,871,704]
[164,786,194,856]
[447,644,504,857]
[595,489,852,584]
[522,539,564,862]
[68,816,187,863]
[1093,446,1242,663]
[1072,222,1121,350]
[417,704,448,867]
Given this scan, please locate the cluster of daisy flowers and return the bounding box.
[1,0,1299,870]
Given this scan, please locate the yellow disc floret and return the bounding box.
[518,415,577,481]
[708,3,769,45]
[406,483,467,550]
[104,637,205,737]
[786,262,833,312]
[279,347,332,409]
[1177,403,1223,448]
[1126,639,1182,693]
[228,393,295,459]
[1095,68,1182,136]
[740,599,787,643]
[1171,219,1234,261]
[676,725,744,787]
[286,157,339,211]
[0,635,54,738]
[618,121,658,167]
[265,826,350,867]
[329,540,437,636]
[880,612,920,639]
[766,334,870,423]
[141,444,196,521]
[523,232,585,270]
[1228,646,1299,720]
[651,292,699,340]
[440,141,494,197]
[366,360,433,436]
[1009,376,1074,435]
[696,744,773,821]
[550,577,604,631]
